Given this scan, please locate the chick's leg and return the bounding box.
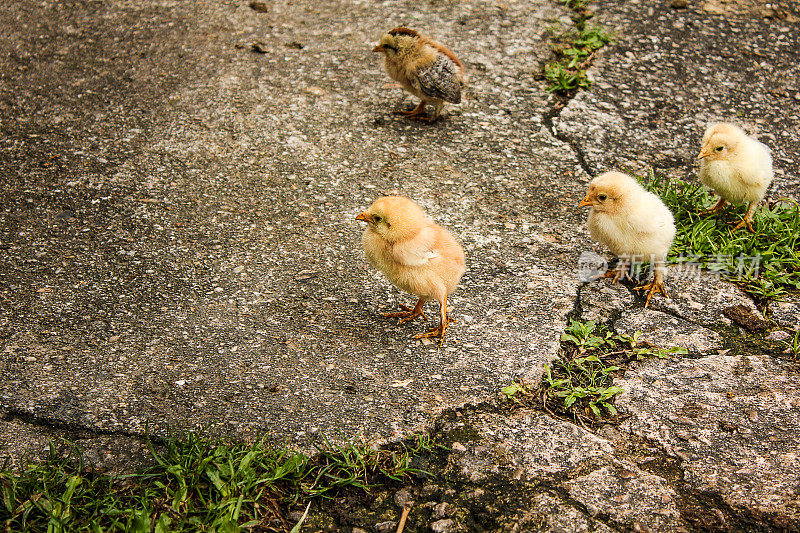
[731,201,757,233]
[700,197,728,215]
[635,268,668,309]
[393,101,429,120]
[414,295,453,345]
[604,258,632,283]
[381,298,427,325]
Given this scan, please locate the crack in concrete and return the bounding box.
[532,480,632,532]
[544,103,593,178]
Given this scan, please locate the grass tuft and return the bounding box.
[641,172,800,302]
[544,0,613,95]
[504,320,686,428]
[0,433,439,532]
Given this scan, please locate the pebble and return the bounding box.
[430,518,456,533]
[374,521,396,533]
[765,330,791,342]
[394,487,414,508]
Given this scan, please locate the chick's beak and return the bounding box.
[697,148,711,160]
[372,45,383,53]
[578,195,594,208]
[355,212,370,222]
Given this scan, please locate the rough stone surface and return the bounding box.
[0,0,581,450]
[616,354,800,529]
[615,308,723,353]
[441,409,691,532]
[563,466,687,532]
[510,492,616,533]
[555,0,800,199]
[649,267,763,329]
[769,295,800,330]
[579,278,635,323]
[445,410,614,483]
[0,418,153,473]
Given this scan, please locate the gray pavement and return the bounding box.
[1,0,799,530]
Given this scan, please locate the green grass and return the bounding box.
[558,0,589,11]
[544,2,613,94]
[504,320,686,427]
[0,433,439,532]
[642,172,800,302]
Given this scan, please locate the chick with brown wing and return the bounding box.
[697,123,774,233]
[356,196,465,343]
[579,172,676,308]
[373,27,466,122]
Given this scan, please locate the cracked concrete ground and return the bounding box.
[1,0,798,530]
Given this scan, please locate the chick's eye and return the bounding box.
[373,215,381,223]
[598,194,607,201]
[715,146,724,152]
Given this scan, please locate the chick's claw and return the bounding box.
[392,103,430,121]
[700,197,728,215]
[635,280,669,309]
[731,219,756,233]
[604,262,632,283]
[413,320,450,345]
[380,300,427,325]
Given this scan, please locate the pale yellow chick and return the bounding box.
[356,196,466,343]
[697,123,774,232]
[373,27,466,122]
[579,172,676,308]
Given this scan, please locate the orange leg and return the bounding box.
[381,298,427,325]
[393,101,430,121]
[604,259,632,283]
[414,295,454,345]
[700,196,728,215]
[731,201,757,233]
[634,269,669,308]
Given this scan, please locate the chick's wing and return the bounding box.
[414,54,462,104]
[625,192,672,235]
[391,225,440,267]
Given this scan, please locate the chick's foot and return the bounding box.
[731,218,756,233]
[414,319,452,345]
[635,279,669,308]
[381,300,427,325]
[700,197,728,215]
[604,262,632,283]
[393,102,429,121]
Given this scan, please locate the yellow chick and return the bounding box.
[356,196,466,343]
[697,123,774,232]
[372,27,466,122]
[579,172,676,308]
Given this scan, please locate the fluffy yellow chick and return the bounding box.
[697,123,774,232]
[372,27,466,122]
[579,172,676,308]
[356,196,466,343]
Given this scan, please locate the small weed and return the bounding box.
[528,319,686,427]
[543,2,612,95]
[501,382,529,403]
[782,328,800,359]
[0,432,438,532]
[543,355,623,418]
[559,0,589,9]
[641,172,800,303]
